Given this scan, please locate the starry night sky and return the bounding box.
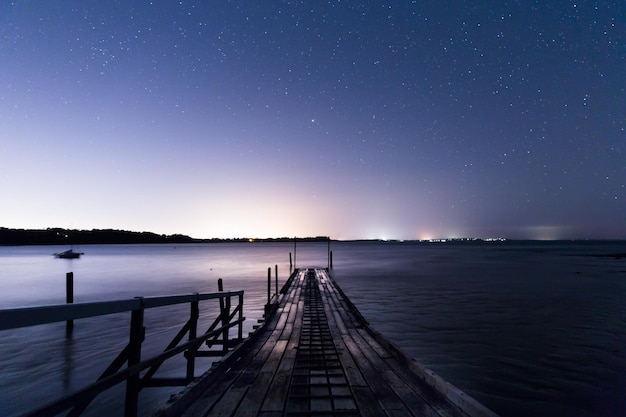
[1,1,624,240]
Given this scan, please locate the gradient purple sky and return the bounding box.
[1,1,624,240]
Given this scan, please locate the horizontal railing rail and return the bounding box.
[1,288,245,417]
[0,291,241,330]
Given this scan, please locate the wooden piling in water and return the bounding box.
[66,272,74,332]
[327,237,330,268]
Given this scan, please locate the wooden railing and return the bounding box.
[0,286,245,417]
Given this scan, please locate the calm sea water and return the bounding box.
[1,241,625,417]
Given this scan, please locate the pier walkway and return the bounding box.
[156,269,498,417]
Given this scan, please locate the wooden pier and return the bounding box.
[155,268,498,417]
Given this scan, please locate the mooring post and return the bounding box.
[294,238,297,269]
[66,272,74,332]
[330,251,333,269]
[289,252,292,268]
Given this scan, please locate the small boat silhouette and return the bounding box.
[53,249,83,259]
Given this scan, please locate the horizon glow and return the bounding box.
[1,2,624,240]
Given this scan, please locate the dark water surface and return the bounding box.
[1,241,625,416]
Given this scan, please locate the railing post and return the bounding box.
[267,267,271,305]
[218,278,229,353]
[66,272,74,333]
[125,298,144,417]
[238,292,243,340]
[186,293,199,381]
[222,294,230,354]
[275,264,278,296]
[218,278,224,315]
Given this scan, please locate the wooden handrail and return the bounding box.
[0,291,244,330]
[1,289,246,417]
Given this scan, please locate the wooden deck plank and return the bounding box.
[197,337,279,416]
[156,269,498,417]
[320,275,361,331]
[379,370,448,417]
[339,329,410,412]
[354,327,464,417]
[316,272,367,388]
[177,274,305,417]
[260,288,304,413]
[176,321,278,417]
[319,270,458,417]
[316,270,350,337]
[357,326,393,360]
[324,284,453,416]
[229,272,301,417]
[275,272,302,334]
[316,271,414,414]
[232,340,289,417]
[351,386,387,417]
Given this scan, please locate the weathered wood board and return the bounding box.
[154,269,499,417]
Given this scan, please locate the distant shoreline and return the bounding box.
[1,227,624,246]
[0,228,332,246]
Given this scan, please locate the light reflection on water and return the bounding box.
[1,241,625,417]
[0,242,316,416]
